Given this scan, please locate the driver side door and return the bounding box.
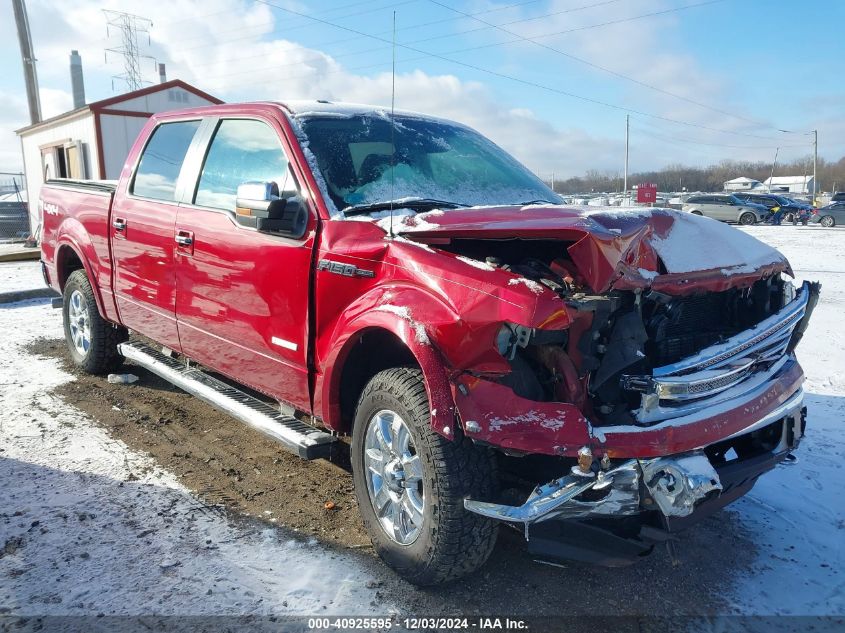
[174,116,317,412]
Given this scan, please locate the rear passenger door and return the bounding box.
[111,119,201,350]
[173,116,317,412]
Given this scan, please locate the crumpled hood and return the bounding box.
[392,205,792,295]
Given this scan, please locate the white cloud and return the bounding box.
[0,0,837,178]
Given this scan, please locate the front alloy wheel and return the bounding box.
[820,215,835,228]
[351,367,498,585]
[363,410,425,545]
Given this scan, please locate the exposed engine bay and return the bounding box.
[440,238,797,426]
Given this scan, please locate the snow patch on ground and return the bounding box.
[0,261,43,293]
[0,296,393,615]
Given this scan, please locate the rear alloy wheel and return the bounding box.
[739,212,757,225]
[62,269,128,374]
[820,215,835,228]
[351,367,499,585]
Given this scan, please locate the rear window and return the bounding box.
[132,120,201,201]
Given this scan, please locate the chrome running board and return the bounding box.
[118,341,337,460]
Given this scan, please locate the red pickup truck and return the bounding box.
[40,101,818,585]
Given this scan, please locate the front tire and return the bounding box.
[62,269,128,374]
[351,367,499,585]
[739,212,757,225]
[820,215,835,228]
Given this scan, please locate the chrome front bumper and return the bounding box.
[464,388,805,528]
[622,281,818,424]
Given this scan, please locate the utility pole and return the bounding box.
[812,129,818,203]
[623,114,629,197]
[12,0,41,124]
[769,147,779,192]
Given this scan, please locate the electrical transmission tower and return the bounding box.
[103,9,155,92]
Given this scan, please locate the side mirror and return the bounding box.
[234,181,308,239]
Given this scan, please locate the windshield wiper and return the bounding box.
[342,197,470,216]
[519,199,559,206]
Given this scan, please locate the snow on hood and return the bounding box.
[647,211,783,275]
[384,205,791,294]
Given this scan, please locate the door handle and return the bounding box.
[175,235,193,246]
[112,218,127,231]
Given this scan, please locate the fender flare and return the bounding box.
[55,232,108,320]
[316,287,458,438]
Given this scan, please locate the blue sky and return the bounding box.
[1,0,842,177]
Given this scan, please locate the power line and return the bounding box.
[168,0,606,64]
[428,0,788,133]
[244,0,793,141]
[633,121,811,150]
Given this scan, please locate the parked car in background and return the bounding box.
[812,202,845,227]
[682,194,768,224]
[831,192,845,203]
[732,193,814,225]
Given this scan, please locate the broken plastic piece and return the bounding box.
[107,373,139,384]
[640,452,722,517]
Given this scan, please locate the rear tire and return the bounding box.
[739,212,756,225]
[690,210,703,216]
[351,367,499,585]
[820,215,835,228]
[62,269,128,374]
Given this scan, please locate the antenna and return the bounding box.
[103,9,155,91]
[388,10,397,238]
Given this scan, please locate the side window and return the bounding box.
[194,119,294,212]
[132,120,201,201]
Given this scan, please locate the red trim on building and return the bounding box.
[97,108,155,118]
[89,80,223,111]
[93,111,106,179]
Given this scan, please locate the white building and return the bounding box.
[724,176,764,191]
[15,80,221,235]
[764,176,815,194]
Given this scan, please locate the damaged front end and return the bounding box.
[464,385,806,565]
[391,207,820,565]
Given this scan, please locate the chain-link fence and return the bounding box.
[0,172,30,241]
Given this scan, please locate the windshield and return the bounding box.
[297,113,560,213]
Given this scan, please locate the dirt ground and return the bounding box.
[28,336,761,617]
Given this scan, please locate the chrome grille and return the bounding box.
[622,282,813,420]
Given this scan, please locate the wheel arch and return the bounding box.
[55,239,108,319]
[316,315,455,440]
